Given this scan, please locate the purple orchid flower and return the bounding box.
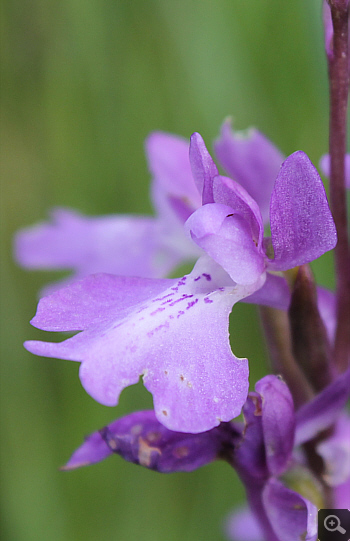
[16,121,337,337]
[14,121,288,293]
[228,370,350,541]
[186,132,337,286]
[61,369,350,541]
[24,128,336,433]
[15,132,201,295]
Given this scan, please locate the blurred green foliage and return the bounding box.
[1,1,334,540]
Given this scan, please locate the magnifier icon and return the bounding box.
[324,515,346,534]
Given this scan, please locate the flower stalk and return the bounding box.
[327,0,350,369]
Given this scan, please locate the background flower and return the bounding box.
[2,2,334,540]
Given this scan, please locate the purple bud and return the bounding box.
[63,410,241,473]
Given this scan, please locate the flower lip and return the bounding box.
[24,257,263,434]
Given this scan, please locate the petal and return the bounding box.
[26,273,172,332]
[269,151,337,271]
[316,414,350,486]
[262,479,317,541]
[233,376,295,481]
[14,208,183,289]
[213,175,264,248]
[319,153,350,189]
[25,257,257,433]
[62,428,113,470]
[236,477,279,541]
[295,368,350,446]
[224,506,264,541]
[233,393,268,481]
[147,133,200,227]
[316,286,336,344]
[145,131,201,208]
[189,132,218,204]
[64,410,240,473]
[255,375,295,476]
[243,273,291,311]
[244,278,336,345]
[334,477,350,509]
[214,119,284,225]
[185,203,265,285]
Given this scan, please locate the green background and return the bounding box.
[1,1,334,540]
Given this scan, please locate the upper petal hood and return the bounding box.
[185,203,265,285]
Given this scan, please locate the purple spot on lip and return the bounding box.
[161,298,174,305]
[168,294,194,307]
[202,273,211,281]
[152,293,174,302]
[150,307,166,316]
[177,310,185,319]
[194,276,201,282]
[112,323,122,329]
[147,320,170,337]
[204,297,214,304]
[136,305,148,314]
[186,299,199,309]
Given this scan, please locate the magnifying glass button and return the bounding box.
[324,515,346,534]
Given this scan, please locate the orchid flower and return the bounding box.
[23,128,337,434]
[61,369,350,541]
[14,132,201,295]
[13,121,289,293]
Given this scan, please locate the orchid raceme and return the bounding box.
[24,128,337,434]
[12,1,350,539]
